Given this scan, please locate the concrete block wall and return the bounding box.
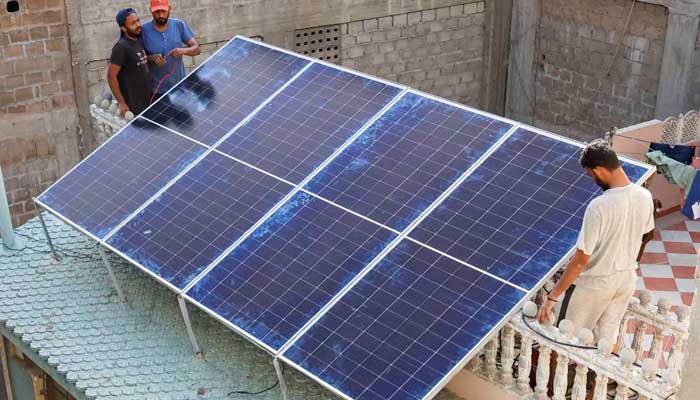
[341,1,485,106]
[0,0,80,227]
[533,0,667,141]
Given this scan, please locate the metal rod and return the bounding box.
[34,201,59,260]
[273,357,289,400]
[98,246,126,303]
[177,295,202,357]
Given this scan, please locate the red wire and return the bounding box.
[150,60,178,104]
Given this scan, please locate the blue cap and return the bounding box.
[116,8,136,29]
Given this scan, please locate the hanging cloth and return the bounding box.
[648,143,695,165]
[646,150,696,196]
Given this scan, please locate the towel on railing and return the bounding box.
[646,150,696,197]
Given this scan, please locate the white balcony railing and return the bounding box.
[468,281,690,400]
[89,94,132,145]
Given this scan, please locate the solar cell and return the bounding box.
[306,92,513,231]
[215,63,402,184]
[37,118,206,239]
[143,37,310,146]
[409,128,654,289]
[282,239,525,400]
[186,191,397,351]
[106,151,293,289]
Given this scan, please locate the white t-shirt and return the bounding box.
[576,184,654,277]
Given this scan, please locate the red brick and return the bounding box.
[0,91,16,106]
[0,62,13,76]
[34,136,50,156]
[3,44,24,59]
[46,0,63,7]
[40,82,58,96]
[9,30,30,43]
[29,26,49,41]
[48,24,66,38]
[27,0,48,10]
[21,12,45,26]
[15,87,34,102]
[0,33,9,46]
[4,104,26,113]
[14,56,52,73]
[25,41,45,57]
[4,74,25,90]
[45,38,65,53]
[42,10,64,25]
[25,72,45,85]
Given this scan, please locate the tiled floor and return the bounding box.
[636,214,699,308]
[626,212,697,366]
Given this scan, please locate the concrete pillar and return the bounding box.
[677,269,700,400]
[655,10,700,119]
[481,0,513,115]
[505,0,539,125]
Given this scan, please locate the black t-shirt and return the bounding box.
[109,37,152,115]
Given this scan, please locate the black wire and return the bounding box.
[5,231,100,260]
[227,363,283,396]
[521,313,598,350]
[665,392,676,400]
[228,379,279,396]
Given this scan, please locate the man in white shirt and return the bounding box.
[538,139,655,345]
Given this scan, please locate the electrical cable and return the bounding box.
[150,60,179,104]
[227,363,283,396]
[521,313,598,350]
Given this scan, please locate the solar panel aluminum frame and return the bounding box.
[276,127,656,400]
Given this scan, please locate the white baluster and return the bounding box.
[616,310,630,351]
[614,384,629,400]
[631,319,648,363]
[668,305,691,371]
[571,364,588,400]
[484,336,498,379]
[500,324,516,385]
[592,373,608,400]
[517,334,534,395]
[552,352,568,400]
[535,344,552,400]
[649,298,672,363]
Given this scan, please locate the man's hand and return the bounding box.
[537,298,556,325]
[168,48,185,58]
[149,54,167,67]
[118,102,129,118]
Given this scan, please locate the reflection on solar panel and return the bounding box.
[143,39,310,146]
[36,36,655,400]
[282,239,525,400]
[186,192,397,351]
[306,93,513,231]
[37,118,206,239]
[409,128,652,290]
[106,151,293,289]
[215,63,402,184]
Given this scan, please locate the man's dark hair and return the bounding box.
[580,139,620,170]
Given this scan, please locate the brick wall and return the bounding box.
[341,1,484,106]
[533,0,666,141]
[0,0,80,227]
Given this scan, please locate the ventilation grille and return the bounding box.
[295,25,340,63]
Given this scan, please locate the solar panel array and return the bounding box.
[37,36,654,400]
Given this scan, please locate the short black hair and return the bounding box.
[580,139,620,170]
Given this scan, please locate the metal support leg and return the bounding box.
[34,201,59,260]
[273,357,289,400]
[177,295,202,357]
[98,246,126,303]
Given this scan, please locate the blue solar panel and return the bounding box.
[186,192,397,351]
[106,151,293,289]
[283,239,524,400]
[143,38,310,146]
[37,118,205,239]
[306,93,513,231]
[215,63,402,184]
[409,128,653,290]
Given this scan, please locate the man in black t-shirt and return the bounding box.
[108,8,152,117]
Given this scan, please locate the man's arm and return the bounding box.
[168,38,201,58]
[107,63,129,117]
[537,249,590,324]
[637,229,655,262]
